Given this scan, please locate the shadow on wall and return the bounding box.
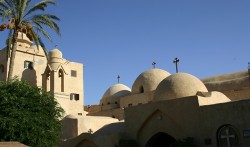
[21,69,37,87]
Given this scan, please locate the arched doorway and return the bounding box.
[146,132,176,147]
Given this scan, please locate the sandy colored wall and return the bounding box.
[124,96,250,147]
[87,108,124,120]
[120,91,155,108]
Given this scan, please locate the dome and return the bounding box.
[154,73,208,101]
[48,48,63,70]
[102,84,131,99]
[132,68,171,94]
[49,48,62,58]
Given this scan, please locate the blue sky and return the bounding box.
[1,0,250,105]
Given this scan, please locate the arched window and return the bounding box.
[139,86,144,93]
[59,69,64,92]
[217,125,240,147]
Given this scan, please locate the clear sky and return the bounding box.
[1,0,250,105]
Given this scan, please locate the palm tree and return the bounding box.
[0,0,61,81]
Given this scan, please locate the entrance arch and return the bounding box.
[146,132,176,147]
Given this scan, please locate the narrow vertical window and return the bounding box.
[139,86,144,93]
[59,69,64,92]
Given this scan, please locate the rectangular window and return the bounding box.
[24,61,33,69]
[70,93,79,101]
[128,103,132,107]
[71,70,77,77]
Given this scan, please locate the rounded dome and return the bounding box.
[132,68,171,94]
[49,48,62,58]
[102,84,131,99]
[154,73,208,101]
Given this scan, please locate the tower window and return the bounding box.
[70,93,79,101]
[24,61,33,69]
[71,70,77,77]
[139,86,144,93]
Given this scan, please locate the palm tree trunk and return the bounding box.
[7,30,18,81]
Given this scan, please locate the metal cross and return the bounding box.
[88,129,93,134]
[152,61,156,68]
[117,75,120,83]
[173,57,180,73]
[220,128,235,147]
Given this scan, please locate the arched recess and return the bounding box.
[76,139,98,147]
[43,67,51,92]
[217,124,240,147]
[146,132,176,147]
[136,109,182,146]
[139,85,144,93]
[59,69,64,92]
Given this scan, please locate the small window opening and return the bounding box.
[139,86,144,93]
[24,61,33,69]
[115,101,118,104]
[107,102,110,105]
[70,93,79,101]
[112,115,115,118]
[71,70,77,77]
[128,103,132,107]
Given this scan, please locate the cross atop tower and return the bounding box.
[152,61,156,68]
[117,75,120,83]
[88,129,93,134]
[173,57,180,73]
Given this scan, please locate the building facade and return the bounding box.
[0,33,84,116]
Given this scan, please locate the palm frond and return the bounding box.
[23,0,31,12]
[18,0,28,23]
[0,0,9,12]
[33,23,52,42]
[24,0,55,17]
[3,0,15,8]
[29,14,60,35]
[37,36,48,59]
[2,8,12,22]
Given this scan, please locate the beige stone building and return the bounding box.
[0,33,84,116]
[2,33,250,147]
[63,67,250,147]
